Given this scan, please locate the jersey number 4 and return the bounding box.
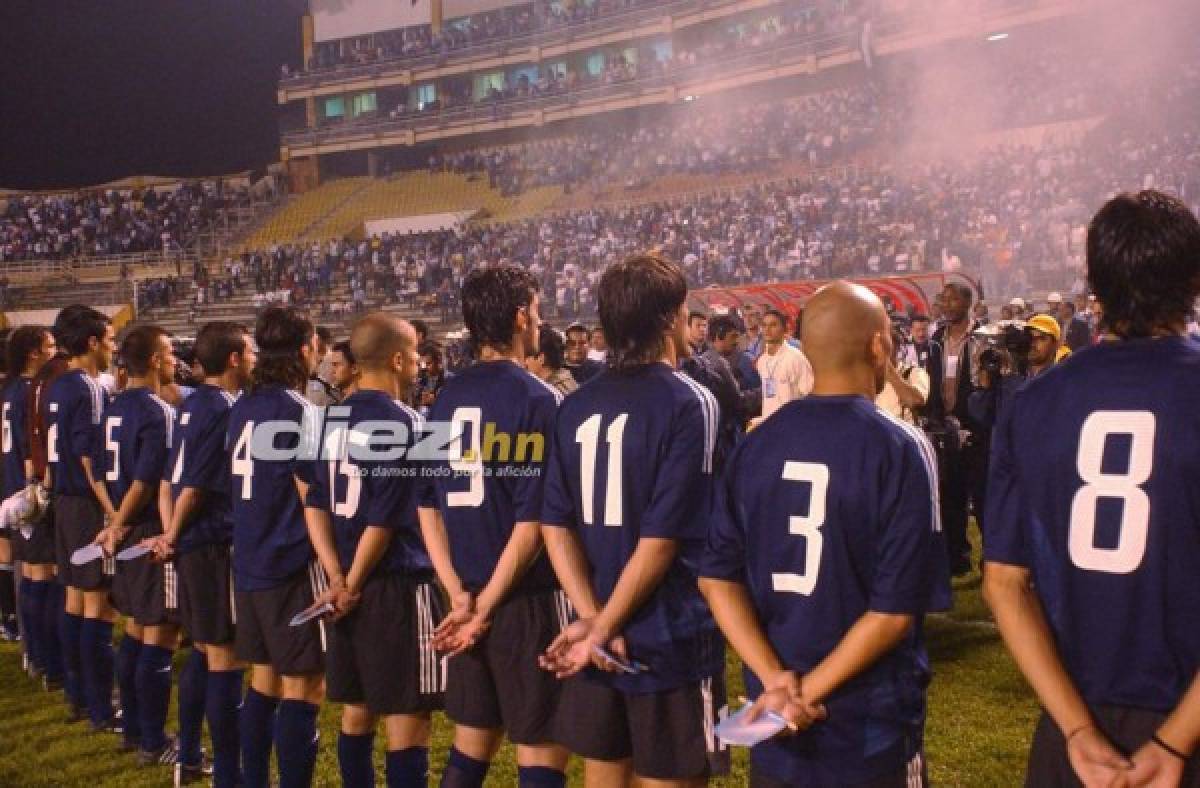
[772,461,829,596]
[1068,411,1154,574]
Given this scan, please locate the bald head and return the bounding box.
[801,282,892,396]
[351,313,417,374]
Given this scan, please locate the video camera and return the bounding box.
[974,320,1032,379]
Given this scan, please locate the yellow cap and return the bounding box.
[1027,314,1061,341]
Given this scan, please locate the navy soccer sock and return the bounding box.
[177,648,208,766]
[275,699,320,788]
[58,609,83,710]
[439,747,490,788]
[18,577,40,669]
[115,633,143,745]
[208,669,244,787]
[337,731,375,788]
[135,643,173,752]
[518,766,566,788]
[386,746,430,788]
[40,582,64,682]
[78,617,114,725]
[240,687,279,788]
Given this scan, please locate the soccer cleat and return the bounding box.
[66,703,88,723]
[90,716,124,735]
[138,736,179,767]
[41,674,62,693]
[173,753,214,786]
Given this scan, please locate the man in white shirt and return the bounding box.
[754,308,813,420]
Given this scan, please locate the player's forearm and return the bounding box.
[418,506,465,598]
[166,487,204,543]
[81,457,117,517]
[698,577,784,684]
[345,526,393,594]
[802,611,913,705]
[1156,672,1200,756]
[542,525,601,617]
[593,537,677,640]
[890,374,927,407]
[476,521,543,616]
[983,563,1093,735]
[113,480,156,528]
[303,506,345,587]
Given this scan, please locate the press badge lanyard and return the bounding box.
[763,349,782,398]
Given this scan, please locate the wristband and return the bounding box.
[1151,733,1189,761]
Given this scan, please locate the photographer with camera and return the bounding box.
[925,283,986,577]
[969,315,1063,435]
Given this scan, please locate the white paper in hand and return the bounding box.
[715,702,789,747]
[288,601,334,627]
[117,544,151,561]
[70,544,105,566]
[591,645,649,674]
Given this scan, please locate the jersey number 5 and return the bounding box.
[772,461,829,596]
[1068,411,1154,574]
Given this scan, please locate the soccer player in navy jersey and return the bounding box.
[984,190,1200,786]
[94,325,180,764]
[45,306,118,733]
[418,265,570,788]
[304,313,447,787]
[699,282,949,787]
[226,306,325,788]
[539,253,730,787]
[2,326,58,680]
[145,321,255,786]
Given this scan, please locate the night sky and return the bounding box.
[0,0,306,190]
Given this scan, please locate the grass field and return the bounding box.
[0,555,1038,786]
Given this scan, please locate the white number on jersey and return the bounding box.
[575,413,628,526]
[448,407,484,508]
[1068,411,1154,574]
[326,427,363,518]
[47,403,59,463]
[1,402,11,455]
[105,416,123,482]
[170,413,190,485]
[231,421,255,501]
[772,461,829,596]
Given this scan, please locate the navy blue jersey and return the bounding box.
[985,336,1200,714]
[305,389,432,577]
[100,387,175,527]
[702,396,949,783]
[418,360,561,595]
[168,384,237,553]
[227,385,320,592]
[543,363,723,693]
[2,378,32,499]
[46,369,109,497]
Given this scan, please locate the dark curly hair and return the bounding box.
[1087,190,1200,338]
[461,265,538,353]
[251,306,314,391]
[598,253,687,373]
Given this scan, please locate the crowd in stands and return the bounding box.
[0,182,248,263]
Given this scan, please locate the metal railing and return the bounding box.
[281,0,757,90]
[1,250,200,277]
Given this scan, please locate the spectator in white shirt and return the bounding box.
[754,308,813,421]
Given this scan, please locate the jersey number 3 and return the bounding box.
[1068,411,1154,574]
[772,461,829,596]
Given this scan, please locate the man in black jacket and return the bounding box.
[925,283,986,576]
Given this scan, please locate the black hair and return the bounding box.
[707,314,740,342]
[688,311,708,325]
[56,304,111,357]
[762,308,787,325]
[564,322,589,339]
[461,265,538,351]
[316,325,334,344]
[4,326,50,384]
[1087,190,1200,338]
[120,325,169,377]
[598,253,687,373]
[943,283,974,306]
[411,319,429,343]
[194,321,250,376]
[911,314,931,324]
[332,339,355,364]
[419,340,444,365]
[251,306,314,391]
[534,325,565,369]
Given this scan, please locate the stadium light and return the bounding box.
[683,94,697,102]
[987,32,1009,41]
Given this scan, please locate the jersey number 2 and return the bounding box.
[772,461,829,596]
[1068,411,1154,574]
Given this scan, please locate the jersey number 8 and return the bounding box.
[1068,411,1154,574]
